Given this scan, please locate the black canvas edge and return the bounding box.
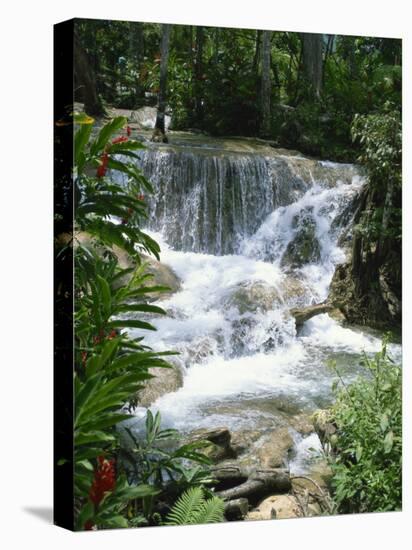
[54,18,75,531]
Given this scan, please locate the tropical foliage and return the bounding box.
[63,115,220,530]
[165,486,225,526]
[326,342,402,513]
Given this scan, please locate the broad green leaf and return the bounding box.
[383,430,394,454]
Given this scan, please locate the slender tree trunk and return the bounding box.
[194,26,205,126]
[253,30,262,71]
[129,21,144,106]
[74,31,105,116]
[322,35,334,85]
[260,30,272,137]
[301,32,323,99]
[154,24,171,137]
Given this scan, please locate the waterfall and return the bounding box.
[139,143,361,258]
[121,135,401,474]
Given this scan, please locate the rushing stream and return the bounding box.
[117,133,401,474]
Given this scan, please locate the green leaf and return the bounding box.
[380,413,389,432]
[100,515,128,529]
[108,319,157,331]
[75,501,94,531]
[90,116,127,156]
[383,430,394,454]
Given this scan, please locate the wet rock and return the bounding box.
[224,281,283,314]
[224,498,249,521]
[279,276,310,307]
[142,254,181,296]
[230,430,263,457]
[281,210,321,268]
[137,364,183,407]
[246,495,302,521]
[289,414,315,436]
[130,106,171,130]
[190,427,237,463]
[255,428,294,469]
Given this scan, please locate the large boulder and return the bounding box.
[255,428,294,469]
[137,364,183,407]
[130,106,171,130]
[142,254,181,296]
[224,281,283,314]
[279,276,310,306]
[246,495,302,521]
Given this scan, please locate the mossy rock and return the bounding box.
[224,281,283,315]
[281,210,321,268]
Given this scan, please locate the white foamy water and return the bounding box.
[121,144,401,472]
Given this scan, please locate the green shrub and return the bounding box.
[328,341,402,513]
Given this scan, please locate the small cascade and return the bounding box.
[120,133,401,473]
[137,139,360,256]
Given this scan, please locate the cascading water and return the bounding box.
[120,134,401,474]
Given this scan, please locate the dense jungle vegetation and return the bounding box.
[53,21,402,529]
[75,20,402,328]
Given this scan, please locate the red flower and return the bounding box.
[96,165,106,178]
[89,456,116,506]
[84,520,95,530]
[137,194,145,201]
[96,152,109,178]
[126,126,132,137]
[112,136,128,145]
[107,329,117,340]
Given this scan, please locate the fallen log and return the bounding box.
[210,464,249,491]
[224,498,249,521]
[211,465,248,483]
[290,302,334,328]
[217,469,291,502]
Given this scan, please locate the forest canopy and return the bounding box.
[75,19,401,161]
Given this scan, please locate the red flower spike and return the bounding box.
[96,165,106,178]
[84,520,95,530]
[89,456,116,506]
[112,136,128,145]
[96,152,109,177]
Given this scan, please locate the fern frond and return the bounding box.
[165,486,204,525]
[193,496,225,524]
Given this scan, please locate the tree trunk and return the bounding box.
[301,32,323,98]
[217,469,291,503]
[74,32,105,116]
[194,26,205,126]
[153,24,171,138]
[129,21,144,105]
[253,30,262,70]
[129,21,144,63]
[260,30,272,137]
